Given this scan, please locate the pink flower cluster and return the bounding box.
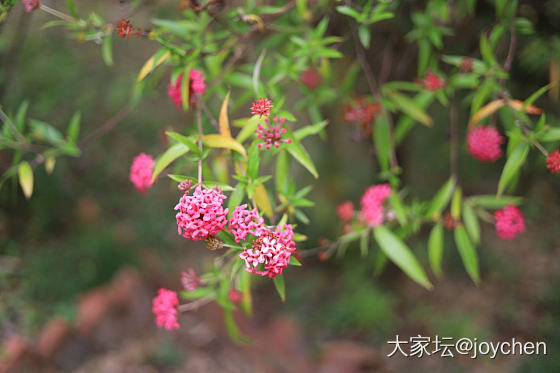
[337,201,354,221]
[239,226,296,279]
[467,126,504,162]
[152,288,179,330]
[168,69,206,108]
[360,184,392,226]
[250,98,273,118]
[255,117,292,149]
[494,204,525,240]
[228,204,265,243]
[175,186,229,241]
[129,153,155,194]
[422,70,445,91]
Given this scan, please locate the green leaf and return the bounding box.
[66,0,78,17]
[373,114,391,172]
[389,191,408,225]
[425,178,455,219]
[360,230,369,257]
[285,129,318,178]
[15,101,28,132]
[293,120,328,141]
[480,35,498,67]
[235,116,261,144]
[358,25,371,48]
[454,226,480,284]
[67,112,80,142]
[247,141,260,180]
[253,49,266,96]
[462,204,480,245]
[373,226,432,290]
[273,275,286,301]
[522,84,550,113]
[289,256,302,266]
[152,143,190,182]
[102,33,113,66]
[228,183,245,216]
[540,127,560,142]
[450,187,462,219]
[165,131,199,153]
[497,142,529,197]
[18,161,33,199]
[203,134,247,158]
[275,151,290,195]
[467,195,522,208]
[239,269,252,316]
[428,222,444,277]
[386,91,433,127]
[336,6,362,21]
[29,119,64,146]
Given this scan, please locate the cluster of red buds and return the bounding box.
[116,19,148,39]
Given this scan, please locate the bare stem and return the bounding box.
[178,296,213,312]
[39,4,79,24]
[196,105,204,185]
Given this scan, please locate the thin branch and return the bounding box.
[450,96,459,181]
[79,105,131,147]
[347,19,399,169]
[200,101,219,130]
[178,296,214,312]
[196,105,204,184]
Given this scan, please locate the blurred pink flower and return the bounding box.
[467,126,504,162]
[422,70,445,91]
[174,186,228,241]
[228,204,265,243]
[228,289,243,304]
[129,153,155,194]
[337,201,354,221]
[181,268,201,292]
[152,288,179,330]
[22,0,40,12]
[494,205,525,240]
[360,184,392,226]
[546,150,560,174]
[167,69,206,108]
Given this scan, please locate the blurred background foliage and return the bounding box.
[1,0,560,371]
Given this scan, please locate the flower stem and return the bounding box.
[39,4,78,24]
[196,105,203,185]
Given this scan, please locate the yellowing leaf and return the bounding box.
[203,134,247,158]
[18,161,33,199]
[219,90,232,138]
[469,99,542,126]
[45,157,55,174]
[254,183,273,218]
[136,50,170,82]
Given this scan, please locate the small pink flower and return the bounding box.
[251,98,274,118]
[546,150,560,174]
[152,288,179,330]
[467,126,504,162]
[300,69,322,90]
[494,204,525,240]
[167,69,206,108]
[181,268,201,292]
[228,289,243,304]
[337,201,354,221]
[129,153,155,194]
[22,0,40,12]
[239,228,295,279]
[228,204,265,243]
[255,117,292,149]
[360,184,392,226]
[275,223,297,252]
[174,186,228,241]
[422,70,445,91]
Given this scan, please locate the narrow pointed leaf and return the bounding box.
[18,161,33,199]
[454,226,480,284]
[152,143,190,182]
[373,226,432,289]
[203,134,247,158]
[428,222,444,277]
